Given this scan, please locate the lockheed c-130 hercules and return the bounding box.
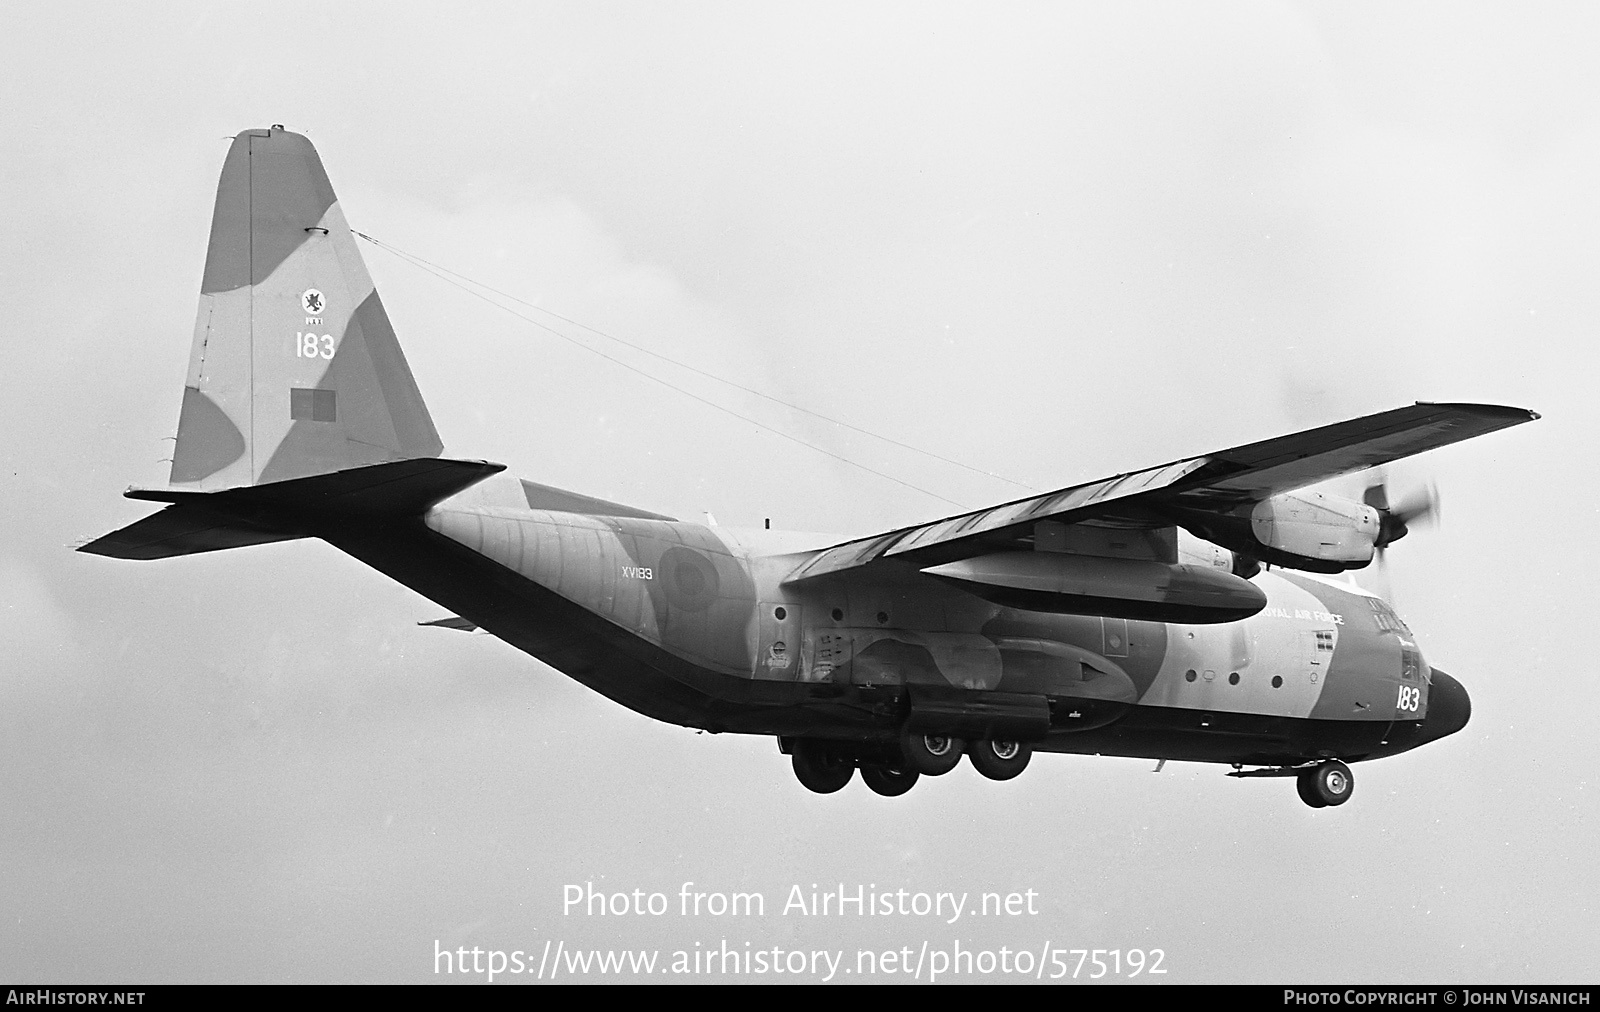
[82,127,1537,808]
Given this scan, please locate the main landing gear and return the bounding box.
[900,730,963,776]
[858,764,919,797]
[899,733,1036,783]
[789,738,922,796]
[789,739,855,794]
[786,735,1036,795]
[967,739,1032,781]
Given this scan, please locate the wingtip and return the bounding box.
[1413,401,1540,424]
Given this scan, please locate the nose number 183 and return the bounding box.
[1397,685,1420,712]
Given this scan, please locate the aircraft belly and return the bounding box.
[1035,705,1396,766]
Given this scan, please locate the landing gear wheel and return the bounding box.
[860,763,920,797]
[791,740,854,794]
[900,731,963,776]
[1295,773,1328,808]
[1297,761,1354,808]
[967,739,1032,781]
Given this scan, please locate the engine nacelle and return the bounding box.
[1249,490,1379,565]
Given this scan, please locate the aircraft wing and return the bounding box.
[783,402,1537,583]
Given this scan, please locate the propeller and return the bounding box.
[1364,477,1442,551]
[1361,474,1442,603]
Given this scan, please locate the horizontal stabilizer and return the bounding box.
[129,457,503,517]
[519,479,676,521]
[80,457,504,560]
[77,506,302,560]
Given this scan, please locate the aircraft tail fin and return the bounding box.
[170,125,442,491]
[80,458,504,560]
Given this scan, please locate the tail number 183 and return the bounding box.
[297,332,336,359]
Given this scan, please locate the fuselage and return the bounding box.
[358,474,1470,769]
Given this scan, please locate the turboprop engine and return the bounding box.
[1247,489,1380,566]
[1168,481,1438,574]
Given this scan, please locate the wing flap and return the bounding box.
[785,457,1207,582]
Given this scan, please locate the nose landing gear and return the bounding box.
[1227,759,1357,807]
[1296,761,1355,808]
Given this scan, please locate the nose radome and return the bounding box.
[1420,667,1471,743]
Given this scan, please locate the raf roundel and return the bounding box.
[301,288,326,315]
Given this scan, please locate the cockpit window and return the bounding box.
[1400,644,1421,682]
[1366,596,1410,635]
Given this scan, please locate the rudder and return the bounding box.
[170,125,442,490]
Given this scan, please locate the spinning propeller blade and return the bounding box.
[1361,473,1443,603]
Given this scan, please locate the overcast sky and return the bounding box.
[2,1,1595,984]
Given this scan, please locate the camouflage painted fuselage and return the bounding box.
[346,477,1466,768]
